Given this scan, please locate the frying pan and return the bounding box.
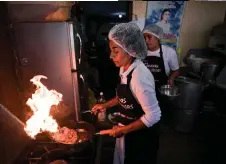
[47,120,112,144]
[47,121,96,145]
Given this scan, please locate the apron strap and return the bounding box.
[126,68,135,87]
[159,42,167,76]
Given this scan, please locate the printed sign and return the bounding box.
[146,1,186,49]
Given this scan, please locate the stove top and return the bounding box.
[15,139,94,164]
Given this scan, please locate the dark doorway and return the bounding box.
[72,2,132,99]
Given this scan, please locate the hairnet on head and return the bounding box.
[143,24,164,39]
[108,22,147,60]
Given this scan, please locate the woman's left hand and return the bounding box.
[109,126,126,138]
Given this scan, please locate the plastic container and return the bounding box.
[97,92,107,122]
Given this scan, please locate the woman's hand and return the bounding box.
[168,79,174,88]
[169,70,180,87]
[109,125,126,138]
[91,103,108,115]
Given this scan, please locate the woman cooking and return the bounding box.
[92,22,161,164]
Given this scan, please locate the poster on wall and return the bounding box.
[145,1,187,50]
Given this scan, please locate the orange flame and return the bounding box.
[24,75,63,138]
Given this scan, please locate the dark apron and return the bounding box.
[116,68,160,164]
[142,45,168,121]
[142,44,168,89]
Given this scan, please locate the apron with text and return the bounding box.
[113,68,160,164]
[142,45,168,89]
[142,45,168,121]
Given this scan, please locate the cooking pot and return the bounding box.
[157,85,180,126]
[188,55,210,73]
[159,85,180,98]
[201,61,220,84]
[174,76,202,111]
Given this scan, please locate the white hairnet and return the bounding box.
[143,24,164,39]
[108,22,147,59]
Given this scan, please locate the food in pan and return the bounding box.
[50,127,78,144]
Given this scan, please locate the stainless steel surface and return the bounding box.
[69,22,78,71]
[71,71,81,121]
[201,62,219,84]
[175,76,200,84]
[0,3,24,121]
[159,85,180,97]
[7,3,58,22]
[186,53,210,73]
[0,104,31,164]
[1,104,26,127]
[190,57,210,73]
[12,21,86,122]
[68,22,81,121]
[175,76,202,111]
[7,2,72,22]
[80,74,85,100]
[77,33,82,64]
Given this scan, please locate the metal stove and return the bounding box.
[16,139,94,164]
[0,104,95,164]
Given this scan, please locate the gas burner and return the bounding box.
[13,122,96,164]
[27,143,74,164]
[15,140,94,164]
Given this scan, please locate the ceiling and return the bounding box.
[78,2,131,18]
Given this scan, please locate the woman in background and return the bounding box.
[142,24,180,89]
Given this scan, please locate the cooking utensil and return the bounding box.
[95,129,112,135]
[159,85,180,97]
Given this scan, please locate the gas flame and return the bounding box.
[24,75,63,138]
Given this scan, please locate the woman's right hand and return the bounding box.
[91,103,108,115]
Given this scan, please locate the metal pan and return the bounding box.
[159,85,180,97]
[48,121,96,145]
[108,112,137,125]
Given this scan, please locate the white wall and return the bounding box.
[132,1,226,63]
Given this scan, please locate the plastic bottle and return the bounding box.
[97,92,107,121]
